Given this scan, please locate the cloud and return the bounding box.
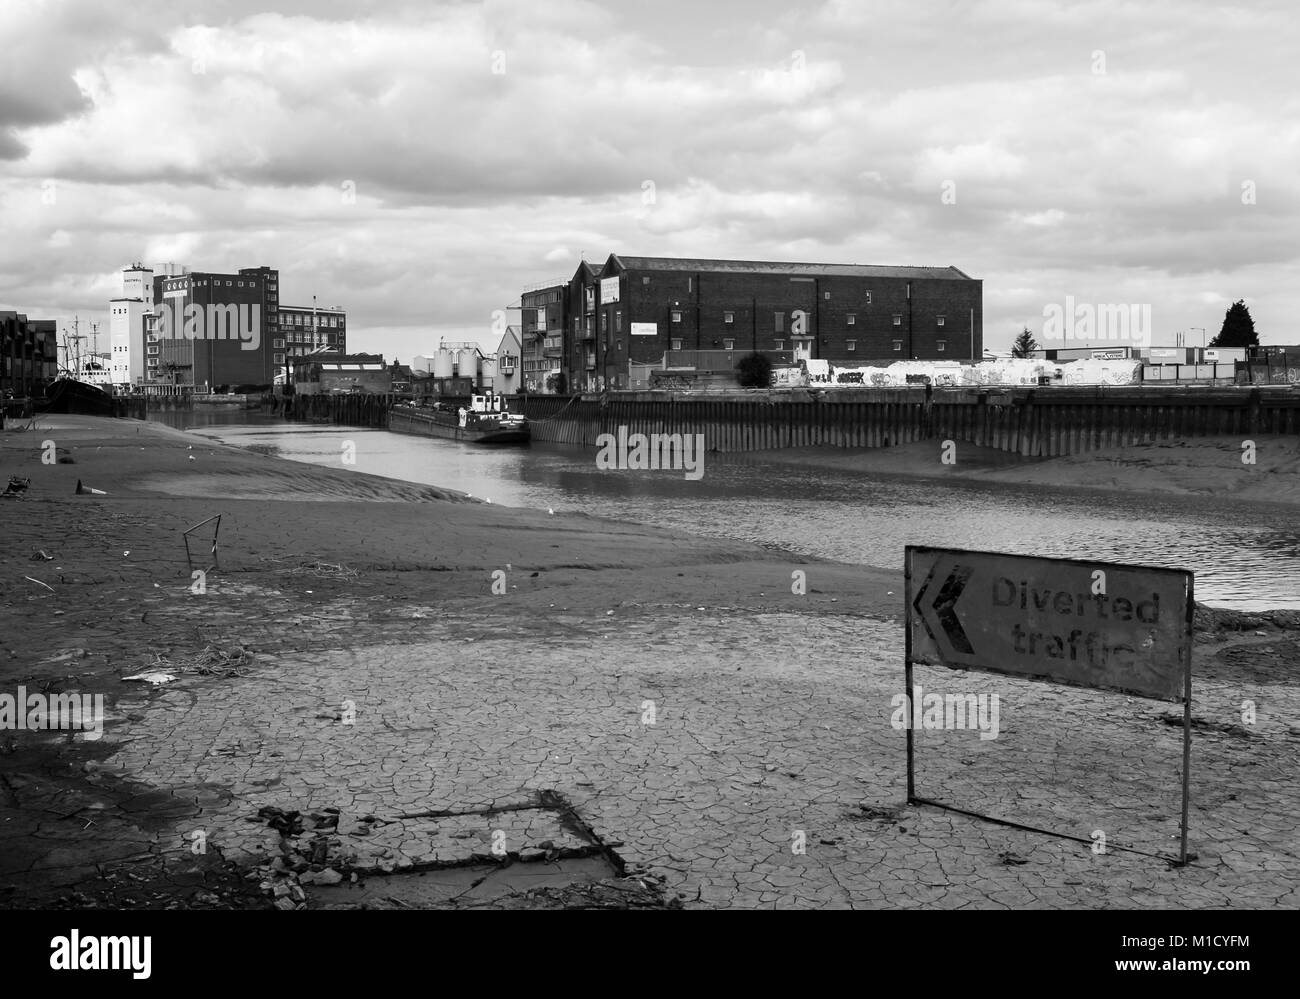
[0,0,1296,354]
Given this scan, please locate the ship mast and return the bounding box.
[60,315,86,379]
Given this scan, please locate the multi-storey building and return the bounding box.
[519,282,566,392]
[0,313,57,396]
[109,262,153,389]
[145,264,349,389]
[276,302,347,381]
[150,266,279,388]
[522,255,983,392]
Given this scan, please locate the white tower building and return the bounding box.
[108,262,154,389]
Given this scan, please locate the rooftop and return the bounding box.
[306,352,384,367]
[606,254,975,281]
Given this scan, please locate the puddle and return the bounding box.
[306,855,618,908]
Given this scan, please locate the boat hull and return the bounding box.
[33,378,114,417]
[389,407,530,444]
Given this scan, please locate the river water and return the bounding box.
[154,409,1300,610]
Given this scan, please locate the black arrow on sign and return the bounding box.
[933,564,974,654]
[914,561,975,656]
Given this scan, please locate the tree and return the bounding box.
[735,351,773,388]
[1011,327,1038,358]
[1209,300,1258,348]
[546,372,568,395]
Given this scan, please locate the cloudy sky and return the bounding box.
[2,0,1296,360]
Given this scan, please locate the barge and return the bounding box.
[389,392,530,444]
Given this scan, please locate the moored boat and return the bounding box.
[33,376,114,417]
[389,392,530,444]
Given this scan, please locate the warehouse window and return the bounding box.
[937,316,946,327]
[723,338,735,350]
[847,340,857,352]
[774,339,784,350]
[642,276,650,285]
[774,312,784,333]
[937,340,947,353]
[671,338,682,351]
[671,310,682,323]
[847,313,856,325]
[724,311,734,324]
[865,291,872,304]
[273,353,285,364]
[273,338,285,349]
[892,339,903,351]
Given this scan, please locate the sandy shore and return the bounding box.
[754,435,1300,506]
[1,415,1297,911]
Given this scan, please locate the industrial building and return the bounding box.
[520,282,566,392]
[150,266,279,389]
[134,263,347,391]
[293,353,389,395]
[409,342,488,399]
[109,263,155,388]
[277,302,348,380]
[519,254,982,392]
[0,312,57,397]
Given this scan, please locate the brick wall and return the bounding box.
[604,265,982,373]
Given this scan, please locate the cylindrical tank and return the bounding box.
[433,349,455,378]
[457,348,479,382]
[479,357,497,384]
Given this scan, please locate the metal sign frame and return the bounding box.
[903,545,1195,867]
[183,514,222,573]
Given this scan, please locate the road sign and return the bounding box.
[903,545,1196,865]
[906,546,1193,702]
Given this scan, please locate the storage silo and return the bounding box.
[456,348,479,385]
[432,349,455,378]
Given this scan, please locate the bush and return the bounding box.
[735,351,773,388]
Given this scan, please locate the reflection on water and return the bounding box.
[150,409,1300,610]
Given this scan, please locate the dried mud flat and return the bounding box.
[2,417,1297,910]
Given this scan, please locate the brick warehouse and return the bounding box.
[519,255,983,392]
[152,267,279,388]
[0,312,57,397]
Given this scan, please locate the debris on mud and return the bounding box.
[137,645,255,679]
[461,876,682,910]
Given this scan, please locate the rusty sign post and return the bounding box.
[904,545,1195,865]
